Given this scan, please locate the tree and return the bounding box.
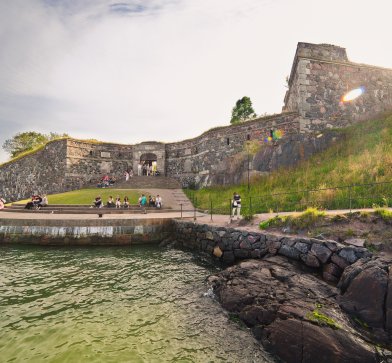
[3,131,69,158]
[230,96,256,124]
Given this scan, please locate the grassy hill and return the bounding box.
[185,113,392,214]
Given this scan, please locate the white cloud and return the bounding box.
[0,0,391,162]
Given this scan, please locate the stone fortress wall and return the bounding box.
[65,139,133,190]
[283,42,392,132]
[0,140,68,201]
[165,112,300,187]
[1,42,392,201]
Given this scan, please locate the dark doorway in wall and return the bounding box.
[140,153,157,165]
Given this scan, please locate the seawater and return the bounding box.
[0,245,272,362]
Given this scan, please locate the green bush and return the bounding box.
[374,208,392,222]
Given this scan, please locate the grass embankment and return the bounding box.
[258,207,392,250]
[14,189,142,205]
[185,114,392,214]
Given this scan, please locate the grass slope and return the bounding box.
[185,113,392,214]
[14,189,142,205]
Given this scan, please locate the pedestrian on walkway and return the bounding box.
[231,192,241,220]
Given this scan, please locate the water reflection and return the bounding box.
[0,245,273,362]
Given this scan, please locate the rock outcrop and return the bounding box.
[209,256,392,363]
[173,221,392,361]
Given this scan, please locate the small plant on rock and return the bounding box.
[285,208,326,230]
[306,308,341,330]
[259,215,286,230]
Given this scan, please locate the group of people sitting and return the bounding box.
[92,194,163,209]
[93,195,129,208]
[138,194,162,208]
[24,195,48,210]
[97,175,116,188]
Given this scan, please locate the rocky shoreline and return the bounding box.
[171,220,392,362]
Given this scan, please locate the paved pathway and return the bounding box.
[1,208,389,225]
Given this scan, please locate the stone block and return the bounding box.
[234,249,250,259]
[240,240,251,250]
[246,235,260,244]
[278,245,300,260]
[310,243,332,264]
[268,240,281,255]
[294,242,310,254]
[250,249,261,259]
[213,246,223,258]
[222,251,235,264]
[281,237,296,247]
[338,247,358,264]
[205,231,214,240]
[303,253,320,268]
[323,263,342,279]
[331,253,350,270]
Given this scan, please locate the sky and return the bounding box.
[1,0,392,162]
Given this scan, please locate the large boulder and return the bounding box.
[264,319,376,363]
[386,267,392,332]
[210,256,380,362]
[339,262,388,328]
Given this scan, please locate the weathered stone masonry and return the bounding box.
[0,140,68,201]
[1,42,392,201]
[283,42,392,132]
[172,220,371,283]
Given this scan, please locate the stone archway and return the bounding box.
[140,153,157,164]
[133,142,166,177]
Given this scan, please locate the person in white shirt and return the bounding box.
[156,195,162,209]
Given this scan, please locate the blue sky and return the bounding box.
[0,0,392,162]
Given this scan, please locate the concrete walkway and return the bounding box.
[1,207,388,224]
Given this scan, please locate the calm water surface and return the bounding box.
[0,245,272,362]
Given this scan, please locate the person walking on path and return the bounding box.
[231,192,241,220]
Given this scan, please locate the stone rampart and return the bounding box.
[1,42,392,199]
[173,220,371,283]
[284,42,392,132]
[0,139,68,202]
[65,139,133,189]
[165,112,300,187]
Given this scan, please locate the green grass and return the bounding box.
[186,113,392,214]
[374,208,392,222]
[14,189,143,205]
[259,208,325,231]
